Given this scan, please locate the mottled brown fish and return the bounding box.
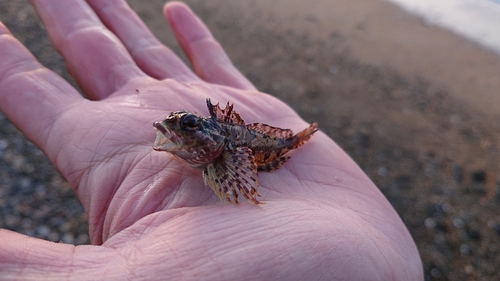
[153,99,318,204]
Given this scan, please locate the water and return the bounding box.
[385,0,500,55]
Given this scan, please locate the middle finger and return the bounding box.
[87,0,197,82]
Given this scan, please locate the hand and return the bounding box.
[0,1,423,280]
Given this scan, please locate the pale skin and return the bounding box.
[0,1,423,280]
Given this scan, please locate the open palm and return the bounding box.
[0,1,422,280]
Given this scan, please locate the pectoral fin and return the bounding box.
[203,146,261,204]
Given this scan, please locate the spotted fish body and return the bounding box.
[153,99,318,204]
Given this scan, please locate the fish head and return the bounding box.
[153,111,225,167]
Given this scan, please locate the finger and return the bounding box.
[165,2,257,91]
[0,22,82,156]
[0,229,76,275]
[0,229,113,278]
[86,0,197,82]
[30,0,146,100]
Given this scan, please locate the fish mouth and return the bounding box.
[153,122,181,151]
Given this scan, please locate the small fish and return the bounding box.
[153,99,318,204]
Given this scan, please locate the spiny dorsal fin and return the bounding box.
[206,98,245,125]
[247,123,294,139]
[203,146,262,204]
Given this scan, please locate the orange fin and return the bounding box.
[203,146,262,204]
[206,98,245,125]
[289,122,318,149]
[247,123,294,139]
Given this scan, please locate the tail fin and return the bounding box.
[289,122,318,149]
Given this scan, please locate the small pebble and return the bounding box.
[36,225,51,237]
[424,218,436,229]
[62,233,75,244]
[0,139,8,151]
[460,244,471,255]
[430,267,442,278]
[328,65,339,74]
[464,264,474,274]
[453,218,464,228]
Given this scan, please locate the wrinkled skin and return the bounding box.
[0,1,423,280]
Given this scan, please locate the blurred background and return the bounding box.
[1,0,499,280]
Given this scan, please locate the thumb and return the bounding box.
[0,229,112,279]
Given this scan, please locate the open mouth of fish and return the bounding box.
[152,122,181,151]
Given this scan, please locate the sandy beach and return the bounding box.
[1,0,499,279]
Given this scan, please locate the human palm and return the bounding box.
[0,1,422,280]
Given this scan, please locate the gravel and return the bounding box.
[1,1,500,280]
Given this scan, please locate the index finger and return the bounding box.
[0,22,82,158]
[30,0,147,100]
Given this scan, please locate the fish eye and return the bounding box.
[180,114,200,130]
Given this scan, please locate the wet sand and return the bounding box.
[1,0,500,279]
